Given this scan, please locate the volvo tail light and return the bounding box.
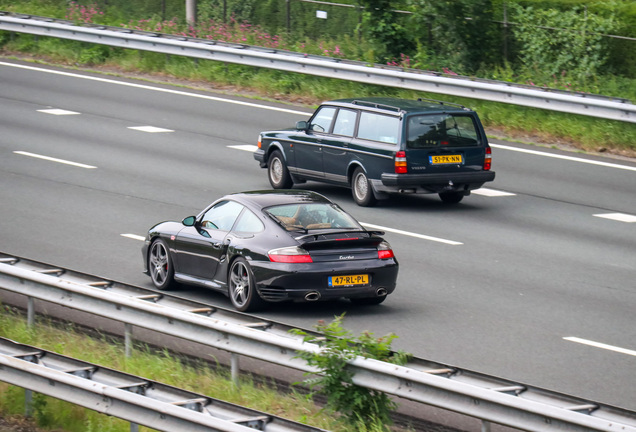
[377,241,395,260]
[268,246,313,263]
[484,146,492,171]
[395,151,407,174]
[257,134,262,149]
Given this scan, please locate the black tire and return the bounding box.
[148,238,176,290]
[268,150,293,189]
[351,167,377,207]
[439,191,464,204]
[228,258,265,312]
[350,296,387,306]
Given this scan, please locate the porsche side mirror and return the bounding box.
[182,216,196,226]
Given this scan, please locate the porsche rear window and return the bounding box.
[266,203,361,231]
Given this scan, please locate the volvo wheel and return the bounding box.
[351,167,377,207]
[439,191,464,204]
[268,150,293,189]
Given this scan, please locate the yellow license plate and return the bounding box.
[430,154,463,164]
[329,274,369,287]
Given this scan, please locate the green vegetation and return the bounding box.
[0,0,634,155]
[292,314,411,431]
[0,305,364,432]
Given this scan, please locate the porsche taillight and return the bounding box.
[484,146,492,171]
[395,151,407,174]
[377,241,395,260]
[268,246,313,263]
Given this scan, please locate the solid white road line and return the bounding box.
[14,151,97,169]
[490,142,636,172]
[360,222,463,245]
[121,234,145,241]
[593,213,636,223]
[564,337,636,357]
[0,61,308,116]
[123,226,462,245]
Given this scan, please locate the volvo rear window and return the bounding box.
[407,114,480,148]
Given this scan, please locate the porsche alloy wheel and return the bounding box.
[149,239,175,290]
[229,258,264,312]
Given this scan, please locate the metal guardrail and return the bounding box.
[1,253,636,432]
[0,12,635,123]
[0,337,326,432]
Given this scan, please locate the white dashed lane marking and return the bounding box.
[472,188,516,197]
[128,126,174,133]
[121,234,145,241]
[228,144,259,152]
[37,108,80,115]
[593,213,636,223]
[13,151,97,169]
[564,337,636,357]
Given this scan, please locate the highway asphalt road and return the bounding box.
[1,59,635,411]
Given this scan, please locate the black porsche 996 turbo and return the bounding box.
[142,190,398,312]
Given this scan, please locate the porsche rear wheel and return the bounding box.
[148,238,176,290]
[229,258,264,312]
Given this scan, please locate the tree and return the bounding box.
[510,5,616,85]
[407,0,499,73]
[358,0,414,61]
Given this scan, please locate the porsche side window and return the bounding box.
[232,209,264,234]
[309,107,336,133]
[201,200,244,231]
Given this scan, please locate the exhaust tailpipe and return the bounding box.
[376,288,387,297]
[305,291,321,301]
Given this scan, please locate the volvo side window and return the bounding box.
[357,112,399,144]
[332,109,357,137]
[309,107,337,133]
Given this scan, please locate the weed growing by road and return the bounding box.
[292,314,411,431]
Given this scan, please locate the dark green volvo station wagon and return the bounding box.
[253,97,495,206]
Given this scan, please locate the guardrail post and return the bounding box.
[130,422,139,432]
[481,420,492,432]
[27,296,35,327]
[25,389,33,417]
[125,323,133,358]
[231,353,240,387]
